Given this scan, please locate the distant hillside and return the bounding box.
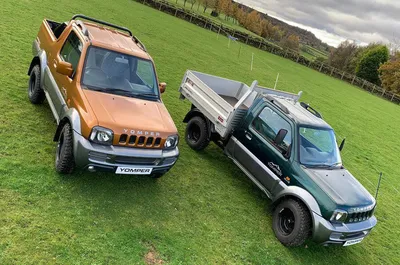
[265,15,331,52]
[235,1,332,52]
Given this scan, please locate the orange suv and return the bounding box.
[27,15,179,177]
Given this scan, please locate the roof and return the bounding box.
[82,22,150,59]
[270,97,332,129]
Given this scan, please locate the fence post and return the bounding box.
[308,60,312,67]
[284,50,287,58]
[330,67,334,76]
[391,93,395,101]
[174,9,178,17]
[371,85,375,93]
[296,55,300,63]
[189,14,193,23]
[341,72,345,80]
[382,89,385,97]
[259,41,262,48]
[204,21,207,28]
[143,0,146,4]
[319,63,323,72]
[362,80,366,89]
[351,75,355,84]
[159,3,162,10]
[271,47,274,53]
[246,37,249,44]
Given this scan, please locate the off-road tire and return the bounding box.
[272,198,311,247]
[55,123,75,174]
[28,65,45,104]
[185,116,210,151]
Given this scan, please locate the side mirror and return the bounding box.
[159,82,167,94]
[274,129,288,145]
[339,138,346,151]
[56,61,73,77]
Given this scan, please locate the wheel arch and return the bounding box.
[53,108,82,142]
[272,186,322,236]
[183,105,212,138]
[27,50,47,88]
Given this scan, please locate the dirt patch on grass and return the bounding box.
[144,246,164,265]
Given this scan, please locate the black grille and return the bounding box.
[146,137,154,146]
[119,134,128,143]
[346,209,374,223]
[129,135,137,144]
[118,134,162,148]
[138,136,145,145]
[114,156,159,165]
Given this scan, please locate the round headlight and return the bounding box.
[90,126,114,145]
[164,135,178,149]
[335,212,344,221]
[330,210,348,223]
[97,131,111,142]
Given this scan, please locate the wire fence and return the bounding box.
[135,0,400,105]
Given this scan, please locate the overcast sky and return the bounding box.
[237,0,400,47]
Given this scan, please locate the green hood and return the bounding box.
[303,167,375,208]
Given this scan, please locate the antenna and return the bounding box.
[375,172,383,201]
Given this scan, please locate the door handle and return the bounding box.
[245,130,252,140]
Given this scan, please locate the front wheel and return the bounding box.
[185,116,210,151]
[55,123,75,174]
[272,199,311,247]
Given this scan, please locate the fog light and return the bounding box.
[88,166,96,172]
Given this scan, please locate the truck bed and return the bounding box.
[179,70,301,138]
[220,95,249,110]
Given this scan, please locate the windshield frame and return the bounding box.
[80,45,160,100]
[297,125,342,168]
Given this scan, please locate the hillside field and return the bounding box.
[0,0,399,264]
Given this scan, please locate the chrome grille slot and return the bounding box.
[119,134,128,143]
[138,136,145,145]
[129,135,137,144]
[146,137,154,146]
[154,137,161,147]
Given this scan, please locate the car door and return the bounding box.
[234,103,294,192]
[49,29,83,121]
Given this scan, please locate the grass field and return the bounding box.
[0,0,399,264]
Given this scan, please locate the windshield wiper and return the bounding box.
[305,162,342,169]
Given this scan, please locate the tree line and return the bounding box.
[328,40,399,94]
[177,0,301,52]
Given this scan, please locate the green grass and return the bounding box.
[0,0,399,264]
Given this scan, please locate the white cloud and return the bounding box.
[235,0,397,47]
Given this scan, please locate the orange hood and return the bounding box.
[83,90,177,144]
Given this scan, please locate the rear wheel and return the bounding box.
[55,123,75,174]
[28,65,45,104]
[185,116,210,151]
[272,199,311,246]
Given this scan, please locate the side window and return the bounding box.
[136,60,155,88]
[60,31,82,74]
[252,106,292,153]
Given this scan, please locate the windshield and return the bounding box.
[299,127,342,167]
[81,46,159,100]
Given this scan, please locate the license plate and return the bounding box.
[343,237,364,246]
[116,167,153,175]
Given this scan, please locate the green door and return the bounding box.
[236,103,294,188]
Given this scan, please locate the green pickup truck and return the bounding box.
[179,70,377,246]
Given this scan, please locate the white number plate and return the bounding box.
[116,167,153,175]
[343,237,364,246]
